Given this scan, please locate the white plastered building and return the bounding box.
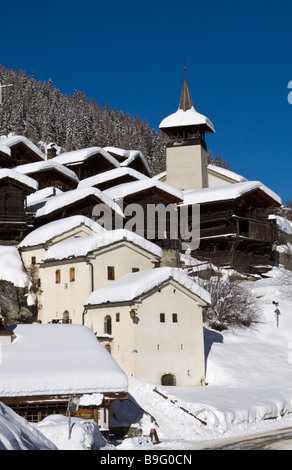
[84,267,210,387]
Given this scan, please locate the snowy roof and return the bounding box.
[0,246,28,288]
[52,147,120,168]
[0,143,11,157]
[34,187,124,219]
[18,215,106,249]
[269,215,292,235]
[40,229,162,262]
[104,179,184,202]
[0,135,45,160]
[26,187,63,210]
[85,267,211,306]
[14,160,79,183]
[77,167,148,190]
[180,181,281,207]
[159,106,215,134]
[207,164,247,183]
[0,168,38,191]
[104,147,151,175]
[0,324,128,397]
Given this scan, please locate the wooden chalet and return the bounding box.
[104,179,183,242]
[32,187,124,230]
[51,147,120,180]
[180,181,282,272]
[0,324,128,431]
[14,160,79,191]
[0,142,12,167]
[104,147,152,176]
[0,169,38,239]
[0,136,45,166]
[77,167,148,192]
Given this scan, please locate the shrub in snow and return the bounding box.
[202,271,262,331]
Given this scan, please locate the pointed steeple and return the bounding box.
[179,67,193,111]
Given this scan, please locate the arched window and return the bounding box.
[161,374,176,386]
[104,315,112,335]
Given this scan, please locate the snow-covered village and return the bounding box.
[0,66,292,454]
[1,2,292,454]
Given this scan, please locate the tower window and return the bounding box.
[160,313,165,323]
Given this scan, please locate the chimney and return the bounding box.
[0,313,13,345]
[47,143,57,160]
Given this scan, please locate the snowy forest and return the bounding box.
[0,65,229,175]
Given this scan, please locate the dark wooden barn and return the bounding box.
[180,182,281,272]
[51,147,120,180]
[14,160,79,191]
[0,136,45,166]
[0,169,38,239]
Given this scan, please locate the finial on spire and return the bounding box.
[183,59,187,80]
[179,61,193,111]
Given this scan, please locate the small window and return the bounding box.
[104,315,112,335]
[160,313,165,323]
[107,266,115,280]
[55,269,61,284]
[132,267,139,273]
[31,256,36,265]
[172,313,178,323]
[37,278,41,288]
[70,267,75,282]
[116,312,120,322]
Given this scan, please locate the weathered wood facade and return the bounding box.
[0,393,127,432]
[0,172,37,239]
[181,187,281,272]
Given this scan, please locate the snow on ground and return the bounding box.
[0,402,56,450]
[112,266,292,450]
[2,265,292,450]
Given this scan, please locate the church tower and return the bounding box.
[159,69,215,191]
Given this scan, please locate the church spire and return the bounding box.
[179,65,193,111]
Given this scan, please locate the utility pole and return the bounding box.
[0,82,13,136]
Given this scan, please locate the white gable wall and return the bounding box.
[86,281,206,387]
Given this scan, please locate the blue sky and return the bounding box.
[1,0,292,203]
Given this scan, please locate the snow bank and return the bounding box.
[35,415,111,450]
[40,229,162,262]
[0,402,56,450]
[0,245,28,287]
[269,214,292,235]
[86,266,211,306]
